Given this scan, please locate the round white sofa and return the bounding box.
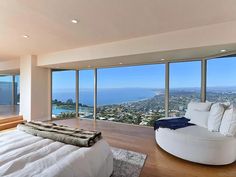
[155,122,236,165]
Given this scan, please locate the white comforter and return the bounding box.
[0,130,113,177]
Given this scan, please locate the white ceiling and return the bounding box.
[1,0,236,61]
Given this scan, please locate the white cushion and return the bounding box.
[185,101,212,118]
[208,103,225,132]
[189,110,209,128]
[220,105,236,136]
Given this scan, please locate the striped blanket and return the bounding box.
[17,121,102,147]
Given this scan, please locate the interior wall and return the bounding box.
[31,57,51,121]
[20,55,51,121]
[20,55,32,120]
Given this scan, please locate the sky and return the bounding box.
[52,56,236,91]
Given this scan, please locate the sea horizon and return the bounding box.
[52,87,236,116]
[53,86,236,105]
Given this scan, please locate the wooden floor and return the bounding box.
[53,118,236,177]
[0,116,23,131]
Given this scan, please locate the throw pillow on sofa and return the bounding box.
[208,103,225,132]
[189,110,210,128]
[185,101,212,118]
[220,105,236,136]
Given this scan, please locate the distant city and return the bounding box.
[52,87,236,126]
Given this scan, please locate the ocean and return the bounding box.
[52,88,160,106]
[52,88,160,115]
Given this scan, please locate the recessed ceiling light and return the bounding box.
[22,35,29,39]
[220,49,226,53]
[71,19,79,24]
[161,59,165,61]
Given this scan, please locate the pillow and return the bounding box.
[185,101,212,118]
[220,105,236,136]
[208,103,225,132]
[189,110,210,128]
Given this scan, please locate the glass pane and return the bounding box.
[0,75,13,105]
[169,61,201,117]
[97,64,165,126]
[52,70,76,119]
[207,56,236,104]
[79,70,94,119]
[0,75,20,116]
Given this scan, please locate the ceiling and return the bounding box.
[1,0,236,61]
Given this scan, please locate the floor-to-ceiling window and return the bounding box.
[169,61,201,117]
[0,75,19,117]
[51,70,76,119]
[78,69,94,119]
[97,64,165,126]
[50,54,236,125]
[206,56,236,104]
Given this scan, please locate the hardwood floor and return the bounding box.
[0,116,23,131]
[53,118,236,177]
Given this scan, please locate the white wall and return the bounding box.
[20,55,51,121]
[20,55,32,120]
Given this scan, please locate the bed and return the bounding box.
[0,129,113,177]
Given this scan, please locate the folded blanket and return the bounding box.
[17,121,102,147]
[154,117,195,130]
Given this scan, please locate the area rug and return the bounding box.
[111,147,147,177]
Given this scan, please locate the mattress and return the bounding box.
[0,130,113,177]
[155,124,236,165]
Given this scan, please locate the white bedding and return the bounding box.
[0,130,113,177]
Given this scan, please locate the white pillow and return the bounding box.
[185,101,212,118]
[220,105,236,136]
[189,110,210,128]
[208,103,225,132]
